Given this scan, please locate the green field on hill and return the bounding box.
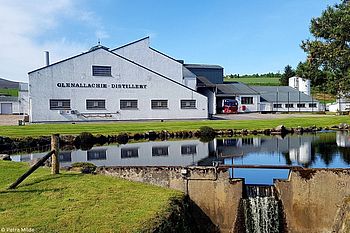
[0,88,18,97]
[224,77,280,86]
[0,161,181,233]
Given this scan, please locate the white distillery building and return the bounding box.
[29,37,208,122]
[0,83,29,115]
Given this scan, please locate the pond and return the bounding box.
[11,131,350,184]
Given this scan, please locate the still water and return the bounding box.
[12,131,350,184]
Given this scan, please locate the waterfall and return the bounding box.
[242,185,281,233]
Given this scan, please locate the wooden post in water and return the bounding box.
[51,134,60,174]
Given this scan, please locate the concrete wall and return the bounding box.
[275,169,350,233]
[29,48,208,122]
[97,166,243,233]
[97,166,350,233]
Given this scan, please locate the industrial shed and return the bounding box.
[251,86,319,112]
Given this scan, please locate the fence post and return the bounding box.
[51,134,60,174]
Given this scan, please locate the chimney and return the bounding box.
[45,51,50,66]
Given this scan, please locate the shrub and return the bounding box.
[71,162,96,174]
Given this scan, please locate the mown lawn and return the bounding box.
[0,116,349,138]
[0,161,181,233]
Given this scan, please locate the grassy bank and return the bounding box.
[0,161,182,232]
[0,116,349,138]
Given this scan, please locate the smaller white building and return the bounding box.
[0,83,28,115]
[289,76,311,96]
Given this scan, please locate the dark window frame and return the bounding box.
[120,100,138,110]
[180,100,196,109]
[297,103,306,108]
[152,146,169,157]
[241,97,254,105]
[87,149,107,161]
[92,65,112,76]
[285,104,294,108]
[309,103,317,108]
[86,99,106,110]
[181,145,197,155]
[273,104,282,108]
[121,148,139,158]
[151,100,168,109]
[49,99,71,110]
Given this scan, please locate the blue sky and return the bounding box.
[0,0,340,82]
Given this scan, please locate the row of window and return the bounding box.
[273,103,317,108]
[58,145,197,162]
[50,99,197,110]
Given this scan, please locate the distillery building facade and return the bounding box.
[28,37,208,122]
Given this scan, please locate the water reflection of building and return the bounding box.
[216,135,316,165]
[336,131,350,148]
[11,139,211,167]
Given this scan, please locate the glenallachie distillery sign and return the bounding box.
[56,82,147,89]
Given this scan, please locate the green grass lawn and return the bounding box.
[0,161,181,233]
[0,116,349,138]
[224,77,280,86]
[0,88,18,97]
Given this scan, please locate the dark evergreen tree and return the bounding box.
[280,65,295,86]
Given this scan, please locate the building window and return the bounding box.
[241,97,253,104]
[181,145,197,155]
[309,103,317,108]
[273,104,282,108]
[297,103,306,108]
[181,100,196,109]
[121,148,139,158]
[151,100,168,109]
[92,65,111,76]
[152,146,169,157]
[120,100,138,109]
[285,104,294,108]
[87,149,107,160]
[86,99,105,110]
[58,152,71,162]
[50,99,71,110]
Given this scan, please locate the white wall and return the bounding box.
[265,101,320,112]
[29,49,207,122]
[12,139,210,167]
[237,95,260,112]
[112,38,184,85]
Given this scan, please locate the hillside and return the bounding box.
[0,77,19,89]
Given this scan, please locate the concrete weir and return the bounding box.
[96,166,350,233]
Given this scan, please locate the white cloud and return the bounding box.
[0,0,105,82]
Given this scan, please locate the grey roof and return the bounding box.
[182,66,196,79]
[216,82,259,96]
[251,86,317,102]
[197,76,216,87]
[0,96,18,102]
[184,64,223,69]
